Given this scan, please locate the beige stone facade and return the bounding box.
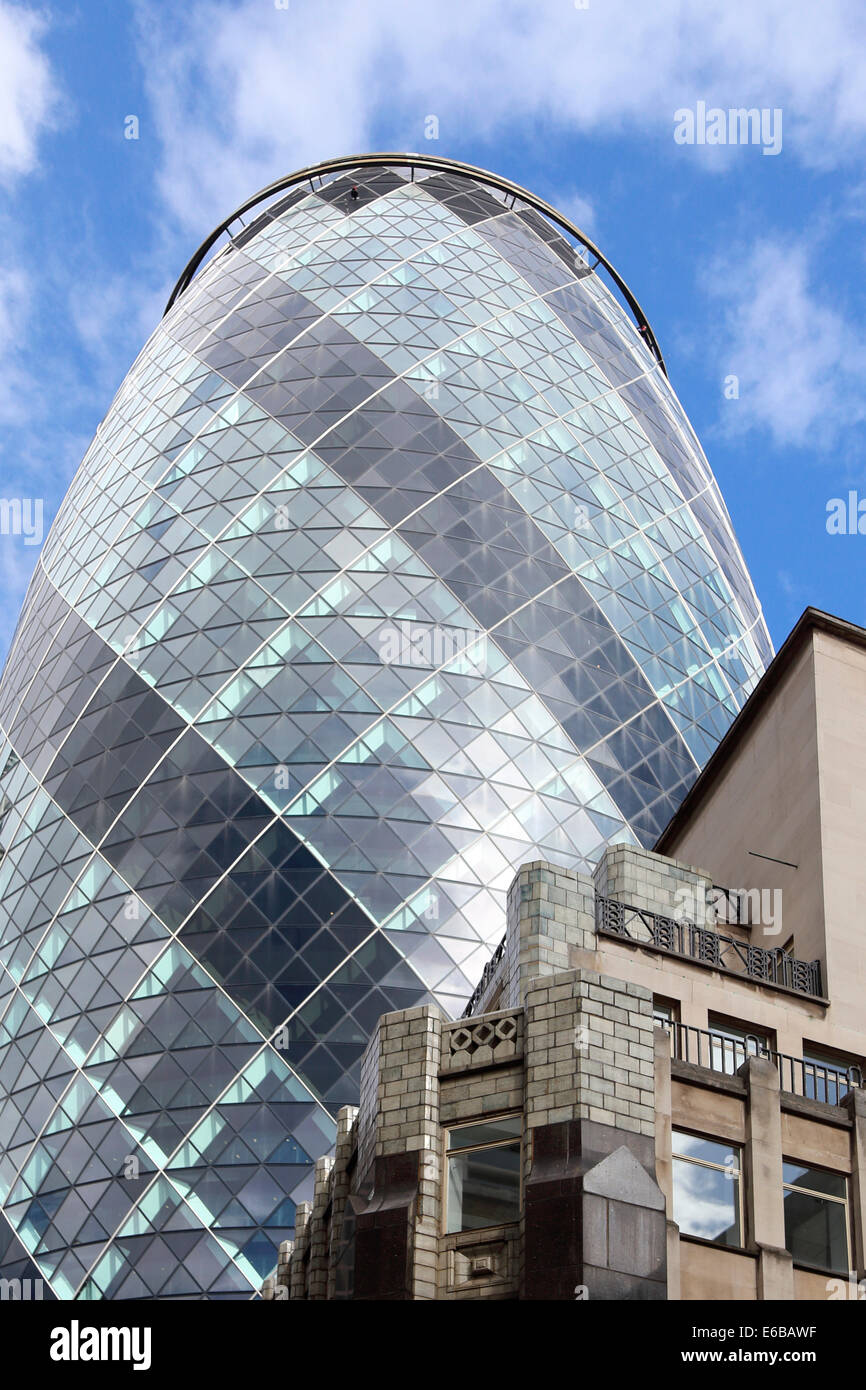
[263,611,866,1301]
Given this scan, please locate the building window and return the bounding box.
[802,1048,862,1105]
[783,1162,849,1274]
[445,1115,521,1234]
[707,1014,771,1076]
[672,1130,742,1247]
[653,996,679,1031]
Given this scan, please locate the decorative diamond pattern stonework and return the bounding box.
[442,1010,523,1072]
[0,161,770,1299]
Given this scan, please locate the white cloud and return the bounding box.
[68,270,169,398]
[133,0,866,233]
[557,191,597,238]
[0,1,58,182]
[704,239,866,450]
[0,0,61,565]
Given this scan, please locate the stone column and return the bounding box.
[307,1155,334,1300]
[654,1025,680,1300]
[740,1056,793,1299]
[522,966,666,1299]
[289,1201,311,1300]
[326,1105,358,1300]
[275,1239,292,1298]
[353,1004,443,1300]
[504,862,596,1009]
[844,1088,866,1281]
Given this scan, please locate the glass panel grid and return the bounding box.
[0,163,770,1298]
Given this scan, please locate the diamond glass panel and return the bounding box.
[0,160,770,1298]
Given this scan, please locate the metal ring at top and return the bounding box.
[163,152,666,374]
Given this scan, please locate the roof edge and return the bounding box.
[655,607,866,854]
[162,151,666,373]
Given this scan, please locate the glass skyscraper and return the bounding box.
[0,157,771,1298]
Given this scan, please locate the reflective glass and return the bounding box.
[0,161,770,1298]
[446,1141,521,1233]
[782,1172,848,1274]
[672,1138,741,1247]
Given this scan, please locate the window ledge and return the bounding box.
[677,1233,755,1257]
[779,1092,853,1127]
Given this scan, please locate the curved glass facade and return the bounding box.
[0,159,771,1298]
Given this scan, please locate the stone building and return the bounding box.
[263,609,866,1300]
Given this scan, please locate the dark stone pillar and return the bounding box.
[524,1119,666,1300]
[352,1152,420,1300]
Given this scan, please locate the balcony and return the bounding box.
[596,896,823,999]
[664,1021,863,1104]
[462,933,506,1018]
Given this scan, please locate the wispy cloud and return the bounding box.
[0,1,59,182]
[0,6,76,659]
[557,190,597,238]
[3,0,866,661]
[0,3,61,426]
[704,238,866,450]
[67,269,169,400]
[134,0,866,232]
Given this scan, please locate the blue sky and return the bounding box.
[1,0,866,662]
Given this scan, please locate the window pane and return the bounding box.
[653,1000,673,1029]
[802,1054,856,1105]
[447,1115,521,1152]
[446,1141,521,1233]
[673,1156,740,1246]
[672,1130,738,1169]
[707,1020,768,1076]
[783,1163,847,1200]
[709,1034,749,1074]
[783,1187,848,1273]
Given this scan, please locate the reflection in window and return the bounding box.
[445,1115,521,1234]
[783,1162,849,1274]
[802,1050,860,1106]
[672,1130,741,1247]
[653,997,679,1031]
[707,1016,770,1076]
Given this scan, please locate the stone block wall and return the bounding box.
[524,969,655,1136]
[266,851,667,1300]
[595,843,714,923]
[502,861,596,1008]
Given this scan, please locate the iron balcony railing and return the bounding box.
[597,896,822,998]
[709,883,745,926]
[462,933,506,1018]
[663,1021,863,1104]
